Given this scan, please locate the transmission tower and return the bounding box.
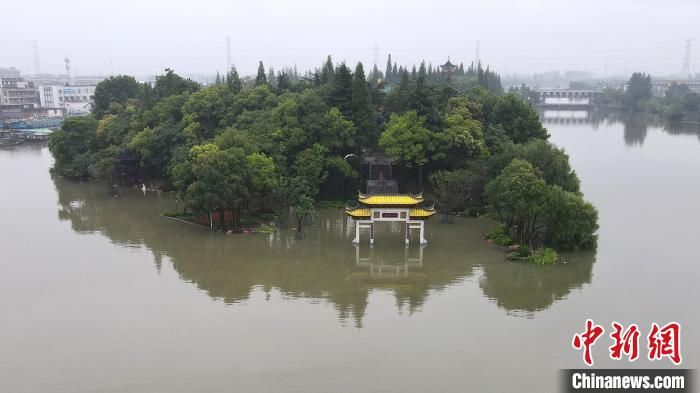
[32,40,41,75]
[683,39,692,79]
[373,43,379,67]
[64,58,71,83]
[475,40,480,66]
[226,36,232,71]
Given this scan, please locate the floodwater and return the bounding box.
[1,112,698,393]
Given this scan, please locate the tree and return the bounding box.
[153,68,200,101]
[486,159,597,249]
[328,62,353,115]
[226,66,243,94]
[129,123,185,180]
[429,169,478,222]
[319,107,356,152]
[543,185,598,250]
[267,67,277,89]
[255,61,267,86]
[321,55,334,84]
[277,72,292,92]
[293,195,314,238]
[246,152,276,204]
[411,61,439,125]
[485,159,548,245]
[48,116,98,178]
[384,71,412,113]
[431,97,488,165]
[171,144,249,228]
[488,139,580,193]
[379,111,431,167]
[385,54,393,82]
[489,94,549,143]
[292,143,328,199]
[181,85,234,141]
[623,72,652,111]
[92,75,142,119]
[379,111,431,188]
[351,62,376,148]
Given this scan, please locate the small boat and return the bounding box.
[5,120,31,129]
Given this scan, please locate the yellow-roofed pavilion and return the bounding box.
[346,191,436,245]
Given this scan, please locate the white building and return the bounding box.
[37,85,96,116]
[1,77,39,110]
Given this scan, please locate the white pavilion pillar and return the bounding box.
[353,221,360,244]
[405,221,410,245]
[370,222,375,245]
[419,221,427,245]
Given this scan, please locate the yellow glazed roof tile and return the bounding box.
[358,194,423,205]
[345,208,371,218]
[409,208,437,218]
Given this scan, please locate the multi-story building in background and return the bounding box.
[1,68,101,120]
[38,85,96,116]
[0,77,40,112]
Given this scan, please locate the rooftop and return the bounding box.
[358,193,423,206]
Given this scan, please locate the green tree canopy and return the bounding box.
[153,69,200,101]
[379,111,431,167]
[623,72,652,111]
[255,61,267,86]
[92,75,142,119]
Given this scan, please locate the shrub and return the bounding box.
[466,206,487,217]
[529,247,559,265]
[516,245,532,257]
[259,213,276,223]
[487,225,513,246]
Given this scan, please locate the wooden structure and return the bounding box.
[440,57,458,77]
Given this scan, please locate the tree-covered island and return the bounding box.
[49,56,598,259]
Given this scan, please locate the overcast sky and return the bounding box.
[3,0,697,78]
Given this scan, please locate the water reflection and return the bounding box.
[52,175,595,324]
[479,251,595,318]
[540,110,700,145]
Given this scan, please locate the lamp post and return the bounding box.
[342,153,358,198]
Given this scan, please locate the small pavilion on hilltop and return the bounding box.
[440,57,458,77]
[346,154,436,245]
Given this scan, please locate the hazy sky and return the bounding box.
[3,0,697,78]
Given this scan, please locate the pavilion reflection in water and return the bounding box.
[349,244,426,284]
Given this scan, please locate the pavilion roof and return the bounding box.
[357,193,423,206]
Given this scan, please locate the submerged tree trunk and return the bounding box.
[295,213,304,239]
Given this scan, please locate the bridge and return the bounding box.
[535,89,600,108]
